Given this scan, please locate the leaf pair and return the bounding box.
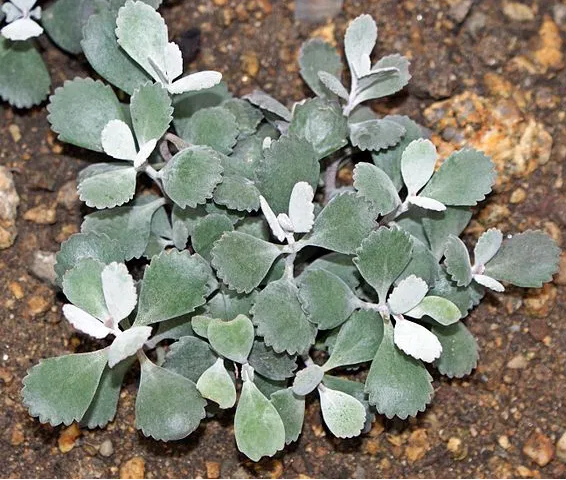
[1,0,42,41]
[116,1,221,95]
[445,229,560,291]
[62,259,151,367]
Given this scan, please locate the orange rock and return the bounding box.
[524,284,557,317]
[205,461,220,479]
[120,456,145,479]
[523,430,555,467]
[405,428,430,463]
[533,16,564,72]
[10,423,25,446]
[58,423,81,453]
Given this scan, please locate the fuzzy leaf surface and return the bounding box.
[22,349,108,426]
[292,365,324,396]
[406,296,461,325]
[444,235,473,287]
[135,250,209,325]
[243,90,291,121]
[108,327,152,367]
[252,278,317,355]
[207,315,254,363]
[349,118,406,152]
[163,336,217,382]
[136,356,206,441]
[299,38,343,98]
[248,341,297,381]
[130,82,172,145]
[181,106,239,154]
[344,14,377,78]
[432,321,479,378]
[422,207,472,260]
[192,214,234,261]
[319,387,366,438]
[77,163,137,209]
[270,389,305,444]
[196,358,236,409]
[353,162,401,216]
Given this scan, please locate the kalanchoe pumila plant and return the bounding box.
[21,6,560,461]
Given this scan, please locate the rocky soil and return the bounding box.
[1,0,566,477]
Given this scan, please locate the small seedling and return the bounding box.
[21,4,560,462]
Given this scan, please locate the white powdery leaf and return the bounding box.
[394,318,442,363]
[167,71,222,95]
[101,120,137,161]
[62,304,113,339]
[317,71,349,101]
[408,195,446,211]
[344,14,377,78]
[2,3,22,23]
[277,213,294,233]
[474,228,503,267]
[288,181,315,234]
[388,275,428,315]
[1,17,42,41]
[259,195,285,242]
[108,326,152,367]
[400,138,437,195]
[101,262,137,326]
[164,42,183,83]
[318,386,366,439]
[133,138,157,169]
[473,274,505,292]
[11,0,37,11]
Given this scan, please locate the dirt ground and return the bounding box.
[1,0,566,477]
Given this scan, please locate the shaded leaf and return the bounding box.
[349,118,405,152]
[432,321,479,378]
[163,336,217,382]
[207,315,254,363]
[270,388,305,444]
[243,89,291,122]
[248,340,297,381]
[444,235,473,287]
[474,228,503,267]
[299,38,343,98]
[422,206,472,260]
[181,106,239,154]
[192,214,234,261]
[353,162,401,216]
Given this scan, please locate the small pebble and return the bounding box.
[8,124,21,143]
[23,204,57,225]
[507,354,528,369]
[523,430,555,467]
[58,423,81,453]
[510,187,526,204]
[556,432,566,463]
[120,456,145,479]
[99,439,114,457]
[503,1,535,22]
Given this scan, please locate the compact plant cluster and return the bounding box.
[21,3,560,461]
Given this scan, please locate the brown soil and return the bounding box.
[1,0,566,477]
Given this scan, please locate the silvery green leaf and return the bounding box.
[191,315,212,338]
[101,119,137,160]
[353,162,401,216]
[288,182,315,234]
[317,71,349,100]
[353,54,411,105]
[257,135,319,214]
[115,0,168,81]
[420,149,496,206]
[172,204,207,237]
[168,71,222,95]
[344,14,377,78]
[42,0,96,54]
[136,354,206,441]
[288,98,348,158]
[353,227,413,303]
[323,309,383,371]
[172,221,189,250]
[484,230,560,288]
[388,275,428,315]
[207,288,256,321]
[405,296,462,325]
[130,82,173,145]
[196,358,236,409]
[81,9,151,95]
[222,98,264,136]
[365,323,433,419]
[253,374,287,397]
[393,319,442,363]
[400,139,437,195]
[81,197,164,260]
[62,258,108,320]
[81,358,133,429]
[77,163,137,209]
[474,228,503,267]
[349,118,406,152]
[109,326,152,367]
[179,106,238,154]
[101,262,137,323]
[319,386,366,438]
[161,146,224,208]
[211,231,282,293]
[0,39,50,108]
[48,78,127,152]
[110,0,163,10]
[292,364,324,396]
[297,269,358,330]
[303,192,376,255]
[173,81,232,133]
[148,315,194,347]
[251,278,317,355]
[397,235,439,287]
[207,315,254,363]
[473,274,505,292]
[22,349,108,426]
[192,214,234,261]
[163,336,217,382]
[248,340,297,381]
[270,388,305,444]
[372,116,424,191]
[135,250,209,326]
[259,195,286,242]
[422,206,472,260]
[62,304,113,339]
[302,253,360,290]
[432,321,479,378]
[243,89,292,122]
[395,210,428,245]
[429,269,484,316]
[408,195,446,211]
[299,38,343,98]
[150,206,172,238]
[213,175,261,212]
[444,235,473,287]
[54,232,124,285]
[235,376,286,461]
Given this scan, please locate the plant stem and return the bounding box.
[159,140,173,161]
[323,150,351,205]
[165,133,189,152]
